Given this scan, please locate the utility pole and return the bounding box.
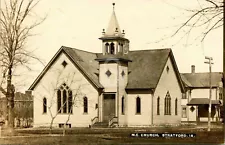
[204,56,213,132]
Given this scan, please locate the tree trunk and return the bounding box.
[6,65,15,132]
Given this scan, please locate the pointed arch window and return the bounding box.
[43,97,47,114]
[175,98,178,115]
[83,97,88,113]
[121,96,125,115]
[157,96,160,115]
[164,92,171,115]
[57,83,73,114]
[110,43,115,54]
[136,97,141,114]
[105,43,109,54]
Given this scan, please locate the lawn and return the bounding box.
[0,125,224,144]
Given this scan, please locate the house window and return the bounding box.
[164,92,171,115]
[182,106,187,118]
[182,93,187,99]
[43,97,47,114]
[122,96,125,115]
[219,87,223,100]
[157,96,160,115]
[57,83,73,114]
[175,98,178,115]
[136,97,141,114]
[83,97,88,113]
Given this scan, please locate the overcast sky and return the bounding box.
[11,0,223,92]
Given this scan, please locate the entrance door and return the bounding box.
[103,94,115,122]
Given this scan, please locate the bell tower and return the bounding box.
[99,3,130,56]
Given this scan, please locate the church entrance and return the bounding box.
[103,94,115,122]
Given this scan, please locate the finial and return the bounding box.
[102,29,105,35]
[112,3,115,10]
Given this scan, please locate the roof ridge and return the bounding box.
[62,46,97,54]
[129,48,171,52]
[181,72,222,74]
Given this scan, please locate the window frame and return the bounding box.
[182,106,187,118]
[83,96,88,114]
[157,96,160,115]
[43,97,47,114]
[136,96,141,115]
[121,96,125,115]
[164,92,171,115]
[57,83,73,114]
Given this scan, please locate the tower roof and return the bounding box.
[105,3,123,37]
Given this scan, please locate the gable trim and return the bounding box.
[154,50,185,93]
[28,46,103,91]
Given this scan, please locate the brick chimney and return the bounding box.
[191,65,195,73]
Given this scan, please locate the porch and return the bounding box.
[187,98,222,123]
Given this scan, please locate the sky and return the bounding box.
[8,0,223,92]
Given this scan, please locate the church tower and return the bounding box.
[95,3,131,125]
[99,3,130,55]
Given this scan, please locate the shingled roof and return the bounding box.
[126,49,172,89]
[29,46,185,92]
[181,72,223,88]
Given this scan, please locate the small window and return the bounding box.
[105,43,109,53]
[182,106,187,118]
[166,66,169,73]
[84,97,88,113]
[43,98,47,114]
[122,96,125,115]
[61,61,68,68]
[219,87,223,100]
[182,93,187,99]
[175,98,178,115]
[136,97,141,114]
[110,43,115,54]
[157,96,160,115]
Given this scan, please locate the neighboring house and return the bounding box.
[28,4,185,128]
[0,91,33,128]
[181,65,223,123]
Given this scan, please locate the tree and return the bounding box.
[38,69,90,134]
[0,0,45,130]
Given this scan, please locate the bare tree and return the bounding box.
[154,0,223,46]
[172,0,223,42]
[0,0,45,130]
[38,69,90,134]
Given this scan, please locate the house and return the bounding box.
[0,91,33,128]
[28,4,185,128]
[181,65,223,123]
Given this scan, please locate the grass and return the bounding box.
[0,125,224,144]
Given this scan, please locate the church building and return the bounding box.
[29,4,185,128]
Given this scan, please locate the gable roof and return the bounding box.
[181,72,223,88]
[29,46,103,90]
[29,46,185,92]
[125,49,185,92]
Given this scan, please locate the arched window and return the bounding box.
[121,96,125,115]
[83,97,88,113]
[164,92,171,115]
[110,43,115,54]
[57,83,73,114]
[136,97,141,114]
[43,97,47,114]
[105,43,109,53]
[157,96,160,115]
[175,98,178,115]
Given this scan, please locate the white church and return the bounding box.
[29,4,221,128]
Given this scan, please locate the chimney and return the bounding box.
[191,65,195,73]
[25,90,32,96]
